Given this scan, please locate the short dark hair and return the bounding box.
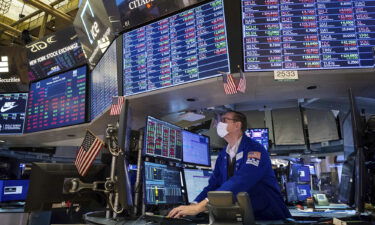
[226,110,247,132]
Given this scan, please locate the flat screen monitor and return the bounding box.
[182,130,211,167]
[242,0,375,71]
[123,0,230,96]
[144,116,183,161]
[144,162,184,205]
[90,39,118,121]
[183,168,212,203]
[24,65,87,133]
[290,164,311,183]
[296,184,312,201]
[0,93,28,134]
[0,180,29,202]
[245,128,269,151]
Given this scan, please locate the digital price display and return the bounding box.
[242,0,375,71]
[0,93,28,134]
[25,66,87,133]
[123,0,230,96]
[90,39,118,121]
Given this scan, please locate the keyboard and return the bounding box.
[144,214,196,225]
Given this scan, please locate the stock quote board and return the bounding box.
[25,66,87,133]
[242,0,375,71]
[123,0,230,96]
[0,93,27,134]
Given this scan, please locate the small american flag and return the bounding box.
[237,66,246,93]
[110,96,125,116]
[219,71,237,95]
[75,130,104,176]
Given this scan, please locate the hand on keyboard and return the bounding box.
[144,213,195,225]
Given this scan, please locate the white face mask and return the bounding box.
[216,122,229,138]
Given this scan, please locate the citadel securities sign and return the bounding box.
[103,0,205,32]
[128,0,154,9]
[0,46,29,92]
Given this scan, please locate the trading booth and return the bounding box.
[0,0,374,224]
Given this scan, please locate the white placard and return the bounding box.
[274,70,298,81]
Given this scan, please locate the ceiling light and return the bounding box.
[0,140,5,143]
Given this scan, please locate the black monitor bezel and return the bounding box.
[143,116,184,162]
[181,167,213,204]
[143,160,185,207]
[181,130,212,167]
[245,128,269,151]
[24,64,89,133]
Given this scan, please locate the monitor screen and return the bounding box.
[90,39,118,121]
[242,0,375,71]
[25,65,87,133]
[0,93,28,134]
[144,117,183,161]
[182,130,211,166]
[123,0,230,96]
[290,164,311,183]
[296,184,312,201]
[0,180,29,202]
[183,168,212,203]
[27,26,86,82]
[245,128,269,151]
[144,162,184,205]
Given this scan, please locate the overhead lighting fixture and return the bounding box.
[0,140,5,143]
[178,111,205,122]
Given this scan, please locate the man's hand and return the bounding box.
[167,199,209,218]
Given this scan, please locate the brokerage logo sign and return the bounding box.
[0,56,9,73]
[26,36,57,53]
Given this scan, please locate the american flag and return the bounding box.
[110,96,125,116]
[237,66,247,93]
[75,130,104,176]
[219,71,237,95]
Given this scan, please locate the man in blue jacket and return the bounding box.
[168,111,291,220]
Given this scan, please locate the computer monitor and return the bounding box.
[183,168,212,203]
[245,128,269,151]
[25,163,107,212]
[289,164,311,183]
[0,180,29,202]
[296,184,312,201]
[143,162,184,205]
[144,116,183,161]
[182,130,211,167]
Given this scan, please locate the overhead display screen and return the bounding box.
[0,93,27,134]
[27,26,86,82]
[73,0,115,69]
[242,0,375,71]
[90,39,118,121]
[123,0,230,96]
[25,66,87,133]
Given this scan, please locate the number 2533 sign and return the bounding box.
[274,70,298,81]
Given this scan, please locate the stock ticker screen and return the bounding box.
[145,117,183,161]
[123,0,230,96]
[25,66,87,133]
[245,128,269,151]
[242,0,375,71]
[144,162,184,205]
[0,93,28,134]
[90,39,118,121]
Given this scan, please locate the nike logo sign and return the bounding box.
[0,103,17,113]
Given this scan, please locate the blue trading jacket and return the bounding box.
[194,135,291,220]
